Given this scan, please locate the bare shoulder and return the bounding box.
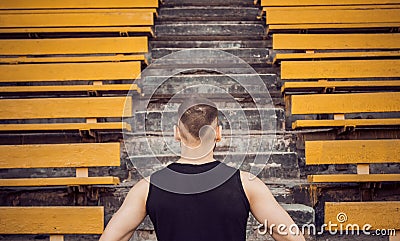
[126,178,150,200]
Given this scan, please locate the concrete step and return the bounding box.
[125,148,299,179]
[142,61,280,76]
[139,74,280,97]
[267,181,312,205]
[132,107,285,132]
[155,23,265,39]
[137,72,283,106]
[124,134,294,153]
[161,0,256,7]
[157,7,261,21]
[150,40,272,49]
[145,62,273,72]
[151,47,269,64]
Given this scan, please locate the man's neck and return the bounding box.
[176,149,216,165]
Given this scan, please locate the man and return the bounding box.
[100,97,305,241]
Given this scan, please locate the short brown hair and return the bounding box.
[177,97,218,140]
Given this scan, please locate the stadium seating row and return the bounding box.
[261,0,400,33]
[261,0,400,238]
[0,0,159,239]
[0,0,158,35]
[0,37,145,95]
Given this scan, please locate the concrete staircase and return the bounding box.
[128,0,316,240]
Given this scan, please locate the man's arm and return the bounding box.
[240,171,306,241]
[99,178,149,241]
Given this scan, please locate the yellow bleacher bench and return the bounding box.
[0,85,139,94]
[281,80,400,94]
[0,0,159,36]
[0,62,141,82]
[0,37,145,94]
[275,51,400,62]
[306,139,400,183]
[325,202,400,241]
[0,97,132,132]
[0,143,121,186]
[281,59,400,79]
[265,8,400,32]
[261,0,400,20]
[290,92,400,129]
[262,5,400,18]
[0,206,104,241]
[272,33,400,63]
[0,11,154,35]
[0,62,140,94]
[261,0,400,7]
[0,0,159,9]
[273,34,400,50]
[0,37,148,62]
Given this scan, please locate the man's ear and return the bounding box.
[215,125,222,142]
[174,125,181,142]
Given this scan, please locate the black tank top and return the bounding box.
[146,160,250,241]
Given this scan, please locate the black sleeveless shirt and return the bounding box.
[146,161,250,241]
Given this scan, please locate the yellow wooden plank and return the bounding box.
[0,122,131,132]
[293,118,400,129]
[325,201,400,230]
[308,174,400,183]
[264,5,400,10]
[0,55,146,64]
[0,9,158,14]
[291,92,400,114]
[0,206,104,234]
[0,177,120,187]
[281,60,400,79]
[273,34,400,50]
[305,140,400,165]
[268,22,400,31]
[0,143,120,168]
[0,26,154,34]
[275,51,400,62]
[0,96,132,119]
[0,0,159,9]
[261,0,400,7]
[0,84,139,93]
[0,62,141,82]
[0,12,154,28]
[281,80,400,92]
[266,9,400,24]
[0,37,148,55]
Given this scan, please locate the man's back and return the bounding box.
[146,160,250,241]
[99,97,305,241]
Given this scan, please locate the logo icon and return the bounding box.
[336,212,348,223]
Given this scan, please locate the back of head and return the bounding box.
[177,97,218,141]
